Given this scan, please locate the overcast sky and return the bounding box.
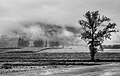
[0,0,120,44]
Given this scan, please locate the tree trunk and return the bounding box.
[91,54,95,60]
[90,50,95,60]
[91,22,96,61]
[91,40,95,60]
[89,45,97,61]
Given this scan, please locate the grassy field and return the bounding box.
[0,47,120,66]
[0,48,120,75]
[0,52,120,62]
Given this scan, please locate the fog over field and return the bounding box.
[0,0,120,45]
[0,1,120,76]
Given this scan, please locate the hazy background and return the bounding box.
[0,0,120,45]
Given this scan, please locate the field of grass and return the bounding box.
[0,48,120,75]
[0,52,120,62]
[0,47,120,67]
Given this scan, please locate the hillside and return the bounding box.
[0,22,82,48]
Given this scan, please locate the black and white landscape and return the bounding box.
[0,0,120,76]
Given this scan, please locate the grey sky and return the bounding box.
[0,0,120,44]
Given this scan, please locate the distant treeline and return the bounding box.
[0,23,81,48]
[18,37,61,48]
[103,45,120,49]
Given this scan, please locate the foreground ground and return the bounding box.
[0,47,120,76]
[0,63,120,76]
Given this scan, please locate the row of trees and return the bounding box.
[103,45,120,49]
[11,22,81,48]
[17,38,61,48]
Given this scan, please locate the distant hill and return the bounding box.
[103,45,120,49]
[65,26,81,34]
[0,22,82,48]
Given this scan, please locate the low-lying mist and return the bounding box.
[0,22,81,44]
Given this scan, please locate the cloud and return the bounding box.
[0,0,120,44]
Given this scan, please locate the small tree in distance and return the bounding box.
[78,11,118,60]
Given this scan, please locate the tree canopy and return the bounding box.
[78,11,118,60]
[79,11,118,46]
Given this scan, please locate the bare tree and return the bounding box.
[78,11,118,60]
